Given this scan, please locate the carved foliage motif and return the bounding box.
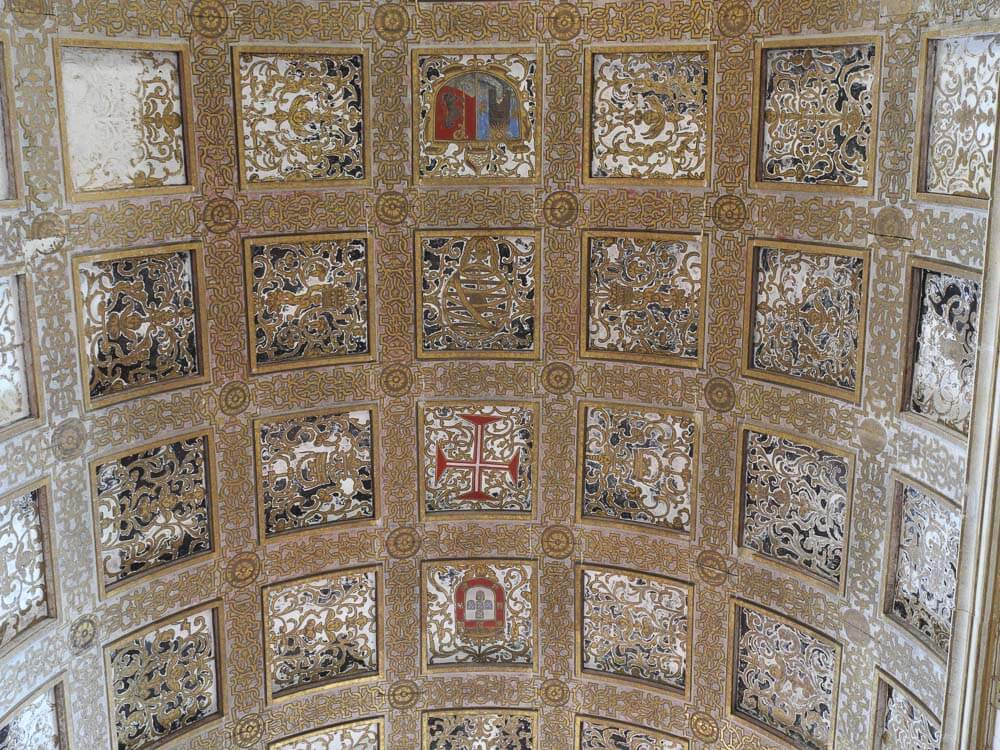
[584,234,702,364]
[417,232,537,356]
[739,428,850,586]
[264,568,379,698]
[577,717,686,750]
[235,49,365,185]
[876,681,940,750]
[423,559,534,669]
[758,43,877,188]
[580,567,689,692]
[733,603,839,750]
[923,33,1000,200]
[424,711,535,750]
[93,433,212,589]
[107,607,220,750]
[57,44,187,194]
[256,408,374,536]
[245,234,371,372]
[269,718,381,750]
[0,486,49,651]
[589,49,710,181]
[0,274,31,429]
[0,687,63,750]
[580,403,696,533]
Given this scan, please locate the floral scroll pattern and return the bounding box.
[107,607,219,750]
[58,45,186,193]
[733,604,839,750]
[264,568,379,698]
[578,717,686,750]
[423,560,534,668]
[581,404,696,533]
[424,711,535,750]
[877,681,940,750]
[924,33,1000,199]
[77,249,201,403]
[749,245,865,393]
[418,233,536,356]
[740,429,850,586]
[887,484,960,654]
[759,44,876,187]
[270,718,381,750]
[589,50,710,180]
[256,408,374,536]
[0,487,49,651]
[236,50,365,184]
[909,269,980,435]
[0,687,63,750]
[0,274,31,429]
[585,234,702,362]
[580,567,689,692]
[246,235,370,371]
[94,434,212,589]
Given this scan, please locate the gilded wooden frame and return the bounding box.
[419,708,538,749]
[0,674,70,748]
[869,667,941,750]
[0,261,45,442]
[573,714,691,750]
[0,33,24,209]
[266,716,385,749]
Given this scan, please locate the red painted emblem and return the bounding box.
[455,574,505,641]
[435,413,520,501]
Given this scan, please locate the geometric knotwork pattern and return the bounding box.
[576,715,687,750]
[0,272,32,429]
[268,717,383,750]
[738,427,851,587]
[93,432,213,591]
[0,685,64,749]
[255,407,375,537]
[579,403,697,533]
[0,482,50,651]
[579,565,690,693]
[875,676,940,750]
[423,710,536,750]
[263,567,379,699]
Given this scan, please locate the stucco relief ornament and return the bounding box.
[374,3,410,42]
[712,194,748,231]
[541,524,574,558]
[225,552,261,587]
[190,0,229,38]
[233,714,264,748]
[388,679,420,708]
[690,712,719,742]
[716,0,752,37]
[543,191,579,227]
[386,526,421,559]
[705,377,736,412]
[51,418,87,461]
[375,190,409,225]
[219,381,251,415]
[548,4,581,41]
[540,678,570,706]
[69,614,98,653]
[380,364,414,396]
[541,362,574,395]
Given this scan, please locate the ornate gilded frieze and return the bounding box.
[581,232,704,367]
[91,431,215,594]
[268,717,383,750]
[585,46,712,185]
[873,671,941,750]
[577,402,698,534]
[0,38,19,205]
[0,268,39,436]
[243,232,373,373]
[904,259,981,436]
[72,244,209,410]
[412,49,539,183]
[262,566,381,700]
[0,682,65,750]
[254,406,376,538]
[575,715,688,750]
[53,39,193,201]
[418,401,536,519]
[421,558,536,671]
[104,604,222,750]
[737,426,853,588]
[578,564,691,695]
[752,38,880,192]
[0,479,53,654]
[415,230,539,359]
[884,478,961,655]
[744,240,869,402]
[422,709,536,750]
[731,601,840,750]
[232,46,368,188]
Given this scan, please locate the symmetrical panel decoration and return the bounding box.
[72,243,208,409]
[243,232,372,373]
[884,478,961,655]
[744,240,869,402]
[737,426,853,588]
[412,49,539,183]
[91,431,215,594]
[578,564,691,694]
[873,672,941,750]
[752,38,879,191]
[0,269,39,435]
[54,39,192,200]
[0,480,53,653]
[423,709,536,750]
[233,46,367,188]
[586,46,712,184]
[581,232,704,366]
[269,717,383,750]
[731,601,841,750]
[904,259,981,436]
[254,406,376,538]
[0,39,19,204]
[575,715,688,750]
[415,230,539,359]
[105,604,222,750]
[577,402,698,534]
[263,566,381,700]
[917,31,1000,203]
[422,558,536,671]
[419,401,536,519]
[0,683,65,750]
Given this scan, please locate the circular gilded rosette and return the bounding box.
[716,0,752,38]
[541,525,575,559]
[690,711,720,742]
[29,211,66,242]
[386,526,422,560]
[190,0,229,38]
[712,194,748,232]
[859,417,888,454]
[375,190,410,226]
[69,614,98,653]
[547,4,582,41]
[874,205,908,247]
[51,418,88,461]
[233,714,264,748]
[203,197,239,234]
[219,382,251,416]
[543,191,579,228]
[380,364,415,397]
[704,377,736,412]
[374,3,410,42]
[388,679,420,708]
[696,550,734,587]
[541,362,574,395]
[225,552,262,588]
[540,678,570,706]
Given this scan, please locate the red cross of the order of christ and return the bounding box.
[435,413,520,501]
